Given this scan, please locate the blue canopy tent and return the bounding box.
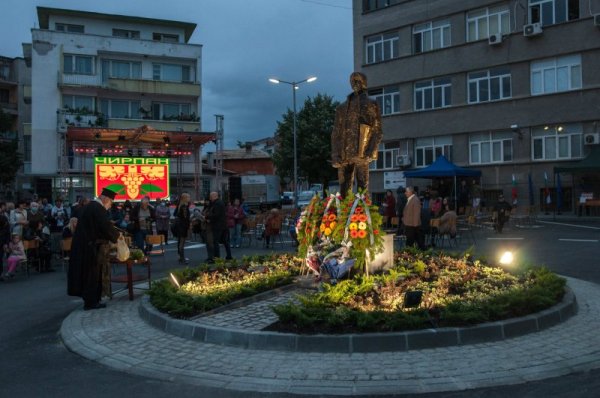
[404,156,481,207]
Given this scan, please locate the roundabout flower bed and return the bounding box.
[148,254,302,318]
[268,249,566,334]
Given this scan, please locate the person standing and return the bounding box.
[226,198,244,248]
[402,187,422,248]
[331,72,383,194]
[130,197,155,254]
[204,192,231,262]
[382,190,396,229]
[155,200,171,246]
[173,193,191,264]
[493,193,512,233]
[51,199,69,233]
[9,200,28,237]
[67,188,120,310]
[395,186,407,236]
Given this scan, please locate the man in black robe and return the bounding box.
[68,188,120,310]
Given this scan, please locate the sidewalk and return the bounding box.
[61,276,600,396]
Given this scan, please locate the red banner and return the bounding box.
[94,157,170,201]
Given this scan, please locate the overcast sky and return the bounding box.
[0,0,353,148]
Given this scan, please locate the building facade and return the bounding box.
[27,7,204,201]
[0,55,31,200]
[354,0,600,212]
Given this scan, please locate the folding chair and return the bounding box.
[145,234,165,256]
[60,238,72,273]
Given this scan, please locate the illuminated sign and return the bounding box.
[94,157,170,201]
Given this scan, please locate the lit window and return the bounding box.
[532,124,582,160]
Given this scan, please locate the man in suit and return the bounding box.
[402,186,422,248]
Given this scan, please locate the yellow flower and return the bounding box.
[324,228,332,236]
[358,222,367,230]
[320,224,326,232]
[349,222,358,230]
[329,221,336,229]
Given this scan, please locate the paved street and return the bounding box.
[1,216,600,397]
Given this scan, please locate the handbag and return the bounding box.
[116,235,130,262]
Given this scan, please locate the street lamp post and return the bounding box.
[269,76,317,208]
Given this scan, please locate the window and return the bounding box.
[413,20,450,54]
[55,23,84,33]
[468,68,511,103]
[529,0,579,26]
[101,59,142,82]
[369,142,401,170]
[369,86,400,115]
[414,78,451,111]
[466,6,510,41]
[469,132,513,164]
[365,32,399,64]
[63,54,93,75]
[415,137,452,167]
[152,102,191,120]
[363,0,402,12]
[532,124,582,160]
[0,89,8,103]
[152,32,179,43]
[100,99,141,119]
[531,54,581,95]
[63,95,94,111]
[112,29,140,39]
[0,65,9,80]
[23,135,31,162]
[152,63,191,82]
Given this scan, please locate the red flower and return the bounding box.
[350,230,359,238]
[373,229,379,235]
[355,206,363,214]
[358,214,368,222]
[357,229,367,238]
[350,214,359,222]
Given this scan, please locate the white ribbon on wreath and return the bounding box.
[343,192,375,246]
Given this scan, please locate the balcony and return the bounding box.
[108,118,200,132]
[106,77,200,97]
[58,72,101,87]
[23,85,31,101]
[57,110,102,132]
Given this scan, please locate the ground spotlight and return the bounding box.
[499,251,514,266]
[169,273,180,288]
[403,290,423,309]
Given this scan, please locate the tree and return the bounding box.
[0,108,22,187]
[272,93,339,193]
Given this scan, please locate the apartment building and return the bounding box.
[0,55,31,199]
[27,7,210,201]
[354,0,600,212]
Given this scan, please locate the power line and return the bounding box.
[300,0,352,10]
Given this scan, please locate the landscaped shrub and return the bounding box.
[148,254,302,318]
[269,251,566,333]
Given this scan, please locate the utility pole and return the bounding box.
[214,114,224,197]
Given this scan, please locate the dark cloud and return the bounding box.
[0,0,352,148]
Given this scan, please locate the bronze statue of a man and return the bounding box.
[331,72,382,195]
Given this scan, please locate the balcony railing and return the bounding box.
[57,110,101,132]
[106,77,200,96]
[108,118,200,132]
[58,72,102,87]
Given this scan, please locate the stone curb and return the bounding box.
[139,287,577,353]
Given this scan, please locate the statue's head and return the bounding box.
[350,72,367,93]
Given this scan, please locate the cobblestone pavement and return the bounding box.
[61,277,600,396]
[192,289,305,330]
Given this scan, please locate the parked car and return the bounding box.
[281,191,294,205]
[297,190,317,208]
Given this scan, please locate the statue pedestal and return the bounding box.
[366,234,394,275]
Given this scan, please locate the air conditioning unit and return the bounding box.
[584,133,600,145]
[523,22,543,37]
[594,14,600,27]
[396,155,411,167]
[488,33,503,45]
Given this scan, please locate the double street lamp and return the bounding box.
[268,76,317,208]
